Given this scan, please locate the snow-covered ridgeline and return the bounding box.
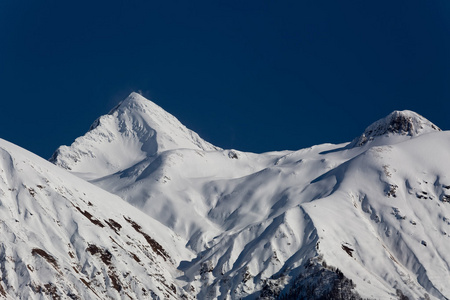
[4,92,447,299]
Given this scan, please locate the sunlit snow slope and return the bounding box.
[0,138,194,299]
[49,93,450,299]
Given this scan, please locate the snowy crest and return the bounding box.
[350,110,440,147]
[44,99,450,299]
[50,92,219,179]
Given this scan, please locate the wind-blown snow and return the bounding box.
[9,93,448,299]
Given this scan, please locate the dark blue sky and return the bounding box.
[1,1,450,158]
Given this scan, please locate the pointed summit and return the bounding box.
[350,110,440,147]
[118,91,146,106]
[109,92,159,115]
[50,93,219,180]
[88,92,155,131]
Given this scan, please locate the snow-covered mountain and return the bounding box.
[349,109,441,147]
[50,92,218,181]
[0,137,194,299]
[2,92,450,299]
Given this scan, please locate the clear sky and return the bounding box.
[1,1,450,159]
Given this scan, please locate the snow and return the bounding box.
[350,110,441,147]
[0,138,193,299]
[3,92,449,299]
[50,92,218,180]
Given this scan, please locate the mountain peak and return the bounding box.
[115,92,152,111]
[350,110,440,147]
[89,92,152,131]
[111,92,165,118]
[51,93,219,180]
[126,91,146,101]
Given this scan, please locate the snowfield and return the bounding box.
[0,137,193,299]
[1,92,449,299]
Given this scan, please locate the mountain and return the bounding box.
[0,138,193,299]
[50,92,219,181]
[4,92,450,299]
[350,110,441,147]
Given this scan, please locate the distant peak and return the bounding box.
[129,91,144,98]
[90,93,161,131]
[122,92,147,105]
[113,92,155,112]
[351,110,440,147]
[51,92,219,179]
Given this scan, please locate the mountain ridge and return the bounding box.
[1,93,449,299]
[48,94,449,299]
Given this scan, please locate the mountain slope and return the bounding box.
[0,138,193,299]
[48,94,450,299]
